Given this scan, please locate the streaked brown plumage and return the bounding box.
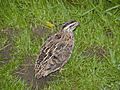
[35,20,79,79]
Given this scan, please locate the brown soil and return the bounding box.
[14,56,57,90]
[0,28,17,67]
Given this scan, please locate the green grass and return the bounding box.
[0,0,120,90]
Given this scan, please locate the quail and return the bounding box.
[35,20,79,79]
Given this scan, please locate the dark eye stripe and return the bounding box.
[69,24,75,28]
[62,20,76,29]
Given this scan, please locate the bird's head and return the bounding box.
[61,20,80,32]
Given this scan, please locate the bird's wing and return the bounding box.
[44,43,73,74]
[35,32,63,65]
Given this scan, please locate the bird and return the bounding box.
[34,20,80,79]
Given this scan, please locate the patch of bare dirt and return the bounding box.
[0,28,18,67]
[13,56,57,90]
[82,45,108,59]
[0,43,12,66]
